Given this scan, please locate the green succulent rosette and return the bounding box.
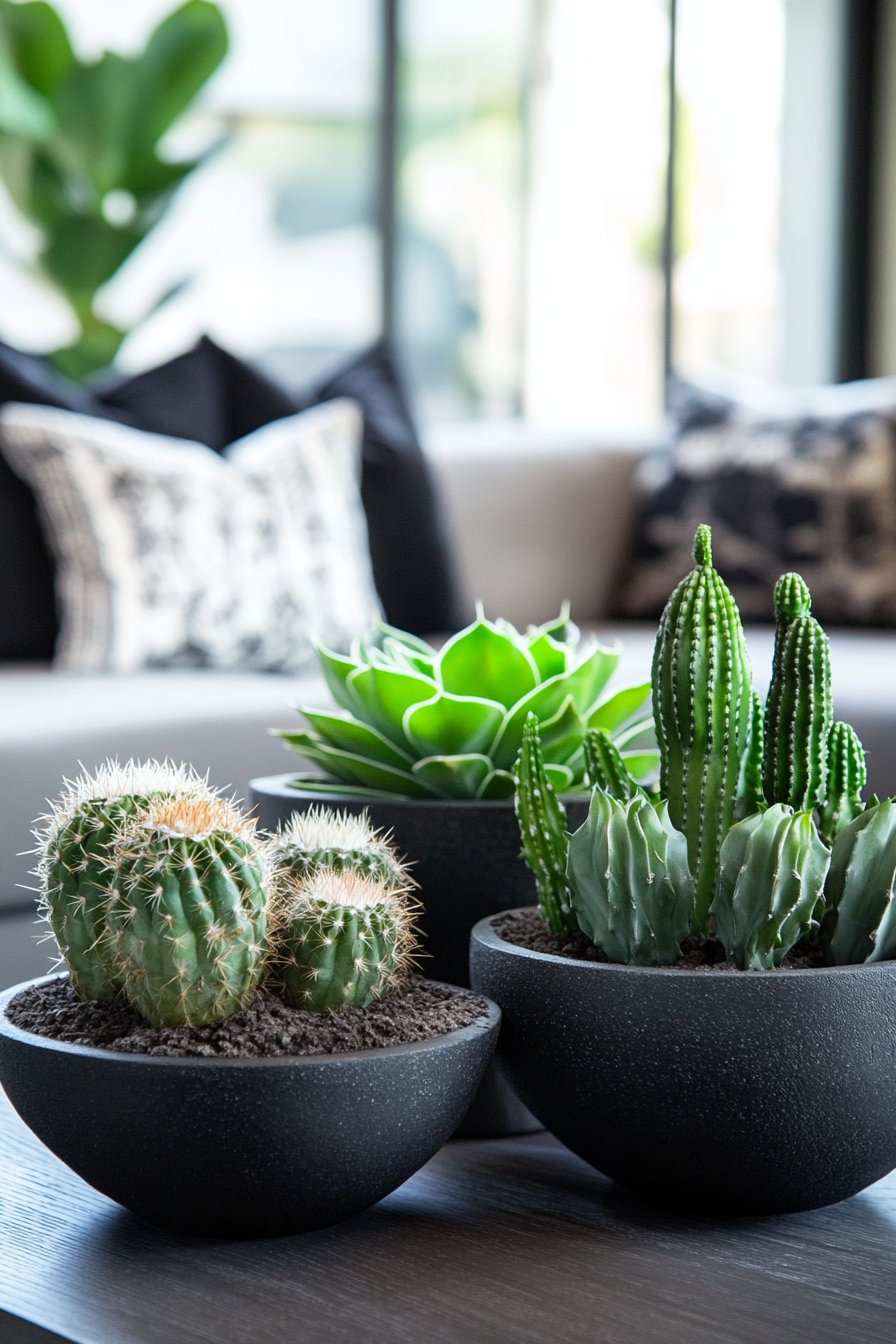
[276,609,657,801]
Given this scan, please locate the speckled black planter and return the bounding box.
[0,975,500,1239]
[250,775,589,1137]
[471,911,896,1215]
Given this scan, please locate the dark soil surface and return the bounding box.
[493,908,827,971]
[6,976,489,1058]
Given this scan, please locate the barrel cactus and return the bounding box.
[270,868,418,1012]
[710,804,830,970]
[109,796,269,1027]
[275,609,656,801]
[35,759,217,1001]
[270,807,413,890]
[567,790,694,965]
[651,524,754,931]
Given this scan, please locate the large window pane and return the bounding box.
[522,0,670,430]
[398,0,529,421]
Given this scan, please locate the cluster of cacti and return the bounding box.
[34,763,421,1023]
[515,523,896,972]
[276,608,657,800]
[267,808,419,1011]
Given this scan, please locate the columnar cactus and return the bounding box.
[514,713,573,934]
[651,524,754,930]
[763,576,832,811]
[109,796,269,1027]
[819,722,866,845]
[567,791,694,965]
[582,728,644,802]
[271,868,418,1012]
[270,807,412,889]
[710,804,830,970]
[826,800,896,964]
[36,760,216,1001]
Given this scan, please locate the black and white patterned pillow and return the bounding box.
[619,373,896,624]
[0,400,380,673]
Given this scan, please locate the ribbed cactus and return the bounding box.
[109,796,268,1027]
[826,800,896,964]
[514,713,573,934]
[651,524,754,931]
[36,760,216,1001]
[270,807,412,889]
[710,804,831,970]
[271,868,418,1012]
[566,792,694,965]
[763,577,832,811]
[582,728,644,801]
[819,722,866,845]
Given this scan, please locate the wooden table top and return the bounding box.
[2,1085,896,1344]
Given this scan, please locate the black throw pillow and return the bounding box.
[96,335,296,451]
[307,341,461,636]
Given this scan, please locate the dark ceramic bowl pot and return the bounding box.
[0,975,500,1239]
[470,911,896,1215]
[250,775,589,1137]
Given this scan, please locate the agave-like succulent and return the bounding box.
[276,609,657,801]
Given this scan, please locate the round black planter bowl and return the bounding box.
[249,776,589,1136]
[0,975,500,1239]
[470,912,896,1216]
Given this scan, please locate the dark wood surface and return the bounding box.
[3,1087,896,1344]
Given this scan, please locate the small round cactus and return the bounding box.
[36,759,217,1001]
[109,795,269,1027]
[270,807,413,889]
[271,868,419,1013]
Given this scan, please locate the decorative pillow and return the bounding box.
[100,336,462,636]
[619,372,896,625]
[0,400,380,673]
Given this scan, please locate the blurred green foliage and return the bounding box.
[0,0,227,378]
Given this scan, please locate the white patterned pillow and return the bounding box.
[0,400,380,673]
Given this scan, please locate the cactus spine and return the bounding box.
[270,807,412,889]
[36,760,216,1001]
[819,722,866,845]
[514,713,573,934]
[763,577,832,811]
[109,796,268,1027]
[582,728,642,801]
[567,792,694,965]
[651,524,754,931]
[272,868,418,1012]
[826,800,896,964]
[710,804,830,970]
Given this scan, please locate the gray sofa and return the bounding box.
[4,423,896,988]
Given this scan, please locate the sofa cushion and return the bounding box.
[0,401,379,673]
[620,372,896,623]
[100,336,460,633]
